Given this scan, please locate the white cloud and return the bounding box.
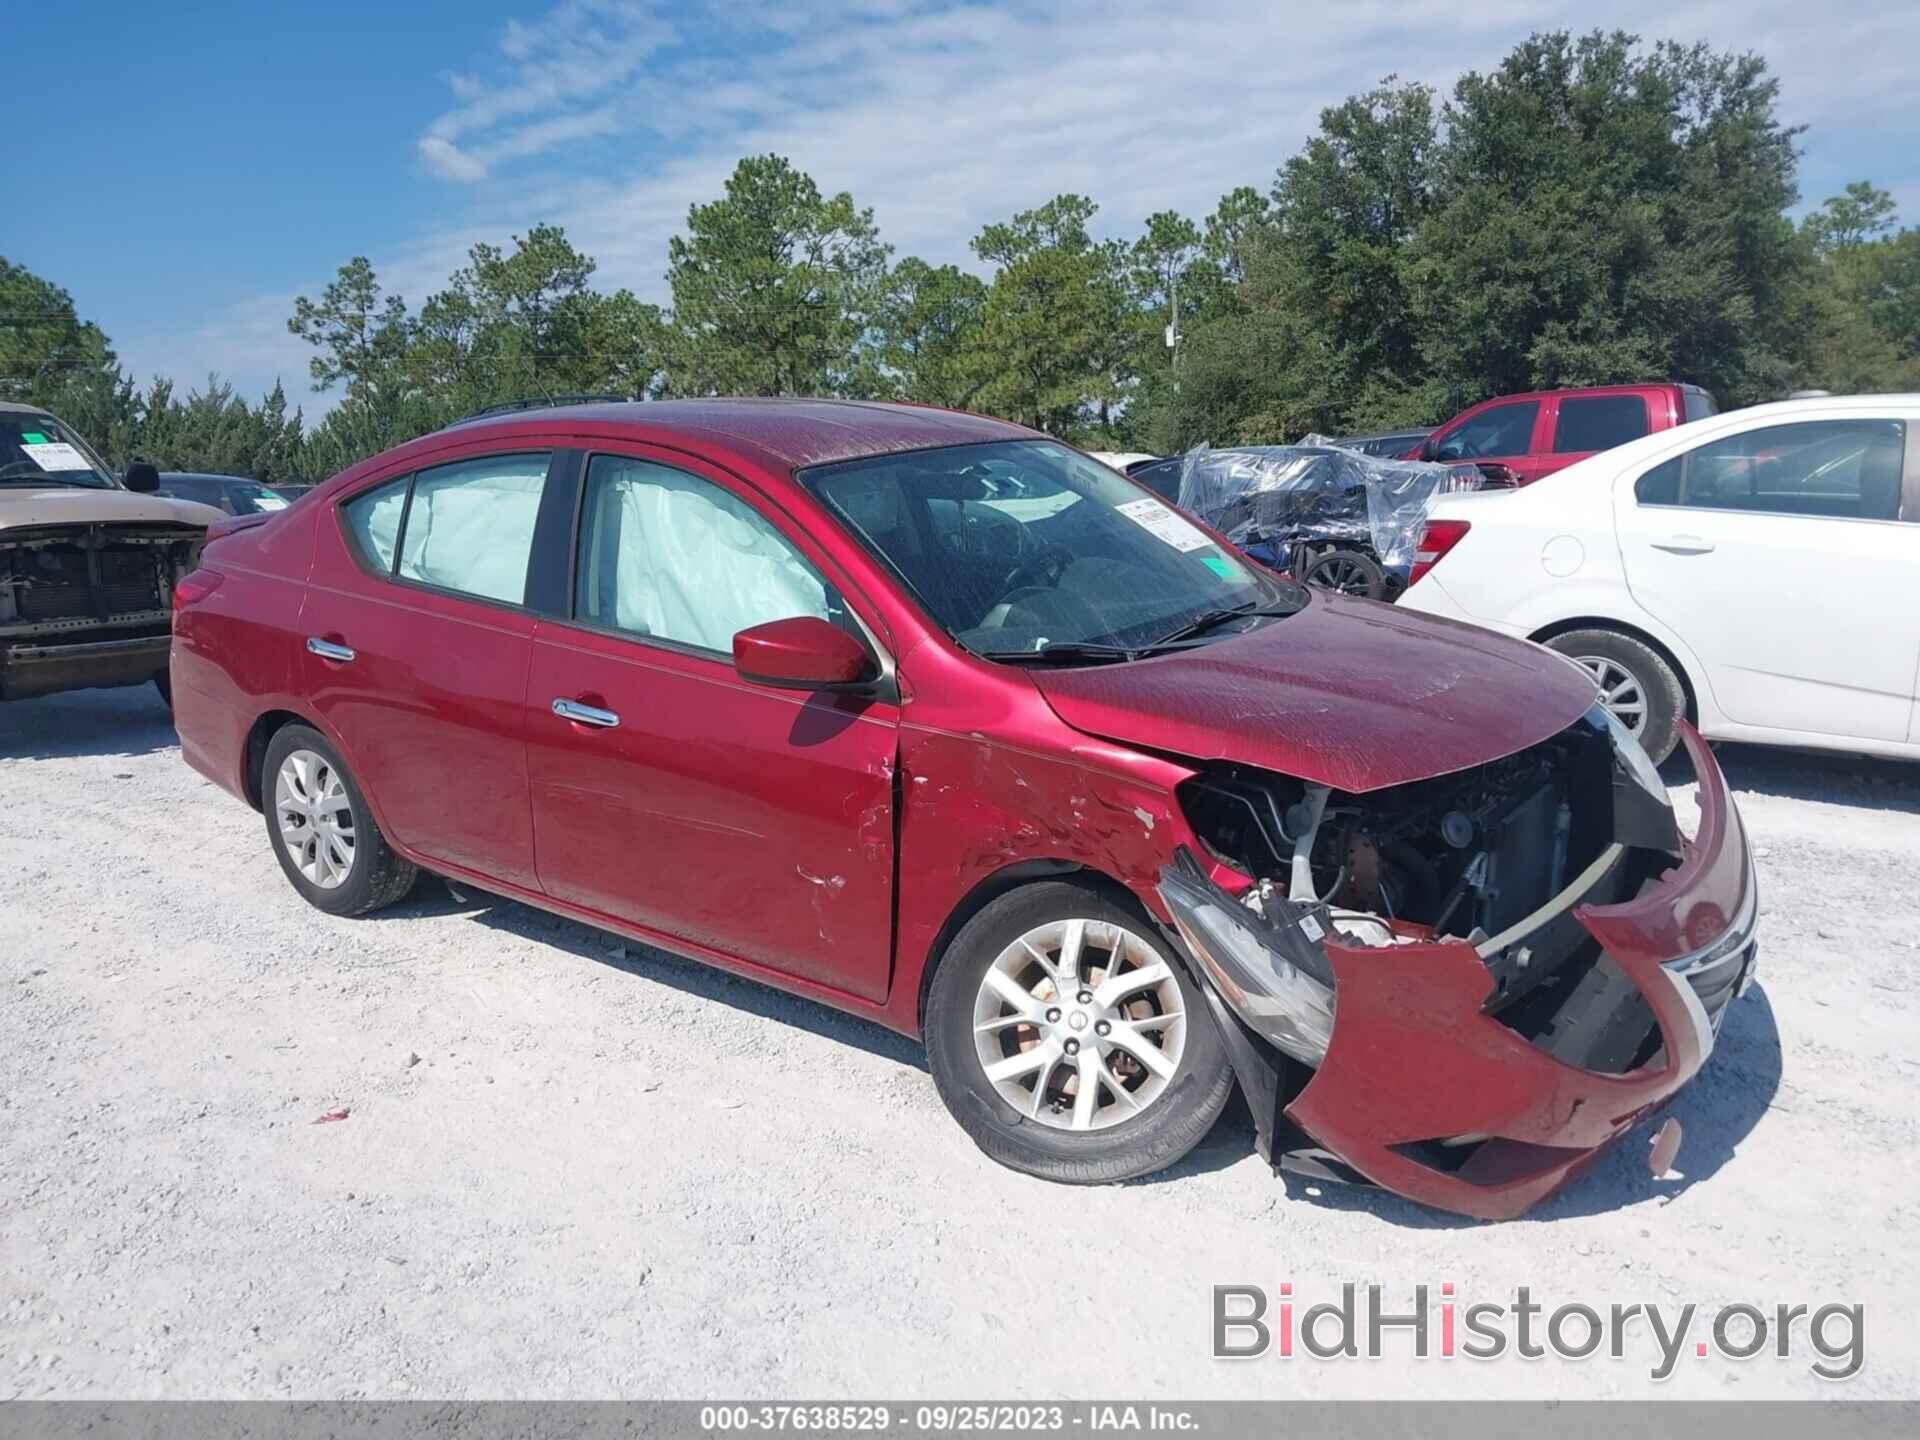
[418,135,490,182]
[149,0,1920,415]
[405,0,1920,293]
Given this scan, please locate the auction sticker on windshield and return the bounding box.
[1115,495,1212,552]
[19,442,92,472]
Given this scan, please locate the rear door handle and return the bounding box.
[306,637,355,662]
[552,698,620,729]
[1650,534,1715,555]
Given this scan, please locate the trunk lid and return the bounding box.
[1027,592,1599,792]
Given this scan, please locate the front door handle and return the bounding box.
[1650,534,1715,555]
[552,698,620,729]
[306,636,355,662]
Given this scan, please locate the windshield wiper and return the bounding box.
[976,641,1143,665]
[1144,600,1295,650]
[0,464,104,487]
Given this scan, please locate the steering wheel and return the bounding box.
[996,584,1111,639]
[999,543,1077,595]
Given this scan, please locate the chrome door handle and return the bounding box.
[1651,534,1715,555]
[306,637,355,662]
[552,698,620,729]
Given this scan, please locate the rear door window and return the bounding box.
[395,454,551,604]
[1553,395,1650,453]
[1634,419,1906,520]
[1433,401,1539,461]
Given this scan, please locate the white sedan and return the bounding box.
[1400,394,1919,763]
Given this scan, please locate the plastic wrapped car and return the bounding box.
[1174,440,1483,600]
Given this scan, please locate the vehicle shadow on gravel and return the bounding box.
[398,880,932,1071]
[0,687,177,761]
[1268,985,1784,1229]
[1664,741,1920,814]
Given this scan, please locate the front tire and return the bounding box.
[1544,628,1686,763]
[261,724,417,916]
[925,880,1235,1184]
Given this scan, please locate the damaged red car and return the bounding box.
[170,400,1758,1219]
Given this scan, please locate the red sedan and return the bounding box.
[169,399,1757,1219]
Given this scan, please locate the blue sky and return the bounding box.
[17,0,1920,417]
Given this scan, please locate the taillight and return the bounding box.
[172,568,224,615]
[1407,520,1470,587]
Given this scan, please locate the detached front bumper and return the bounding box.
[1161,723,1757,1221]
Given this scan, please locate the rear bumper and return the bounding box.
[1161,723,1756,1220]
[0,632,171,700]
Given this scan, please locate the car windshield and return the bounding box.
[0,413,118,488]
[163,476,290,514]
[805,440,1304,660]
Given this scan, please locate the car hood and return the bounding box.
[0,487,221,530]
[1028,593,1600,792]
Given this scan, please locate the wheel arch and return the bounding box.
[914,858,1153,1032]
[242,708,319,810]
[1528,615,1700,725]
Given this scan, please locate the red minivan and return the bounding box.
[1413,383,1717,484]
[170,399,1756,1219]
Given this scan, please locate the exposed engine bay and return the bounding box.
[1171,708,1694,1073]
[0,522,202,700]
[1158,709,1759,1217]
[1180,713,1679,941]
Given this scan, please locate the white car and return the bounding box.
[1400,394,1919,764]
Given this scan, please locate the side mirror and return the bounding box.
[124,461,160,493]
[733,616,873,689]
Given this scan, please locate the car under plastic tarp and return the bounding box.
[1173,440,1478,597]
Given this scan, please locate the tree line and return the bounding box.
[5,31,1918,486]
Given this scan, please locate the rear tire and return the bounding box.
[261,724,417,916]
[1544,628,1685,763]
[924,880,1235,1184]
[1302,547,1386,600]
[152,670,172,710]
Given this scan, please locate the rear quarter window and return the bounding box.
[341,477,408,573]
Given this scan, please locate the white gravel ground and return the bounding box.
[3,687,1917,1400]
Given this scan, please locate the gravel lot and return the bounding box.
[3,686,1917,1399]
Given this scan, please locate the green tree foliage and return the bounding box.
[288,225,668,474]
[1173,32,1856,447]
[0,258,128,441]
[3,256,312,480]
[866,257,989,408]
[1793,182,1920,390]
[665,154,890,397]
[967,195,1131,436]
[12,30,1920,484]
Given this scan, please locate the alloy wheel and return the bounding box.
[274,748,357,889]
[1305,554,1376,596]
[971,918,1186,1131]
[1573,655,1649,735]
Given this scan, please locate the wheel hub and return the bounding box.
[1571,655,1649,735]
[970,917,1187,1132]
[274,748,356,891]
